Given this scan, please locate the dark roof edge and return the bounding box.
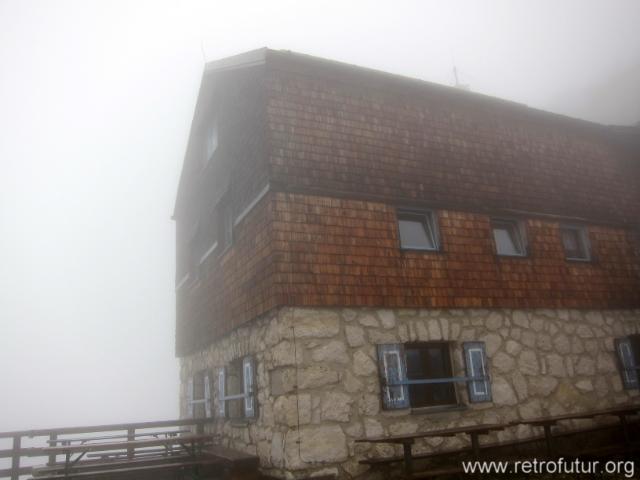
[263,48,635,135]
[204,48,268,74]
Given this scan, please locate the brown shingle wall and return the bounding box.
[176,194,278,356]
[265,66,639,225]
[272,192,640,310]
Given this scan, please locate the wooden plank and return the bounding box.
[0,466,31,478]
[355,423,505,443]
[38,434,213,455]
[0,447,44,459]
[10,435,20,480]
[48,433,57,466]
[32,453,198,475]
[32,458,222,479]
[46,429,190,444]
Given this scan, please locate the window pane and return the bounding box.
[406,343,456,408]
[398,213,436,250]
[561,227,588,259]
[492,221,524,256]
[206,121,218,160]
[226,360,244,418]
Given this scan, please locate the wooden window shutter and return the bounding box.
[217,367,226,418]
[376,344,409,410]
[463,342,492,403]
[243,356,256,418]
[204,372,212,418]
[615,337,639,390]
[187,377,195,418]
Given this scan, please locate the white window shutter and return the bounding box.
[243,356,256,418]
[463,342,492,403]
[204,372,212,418]
[217,368,226,418]
[187,377,194,418]
[615,337,639,390]
[376,344,409,409]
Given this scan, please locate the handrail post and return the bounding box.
[11,435,21,480]
[196,420,204,435]
[48,432,57,466]
[127,427,135,459]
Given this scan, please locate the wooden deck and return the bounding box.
[0,418,259,480]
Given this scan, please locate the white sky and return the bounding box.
[1,0,639,433]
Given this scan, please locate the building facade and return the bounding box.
[173,49,640,479]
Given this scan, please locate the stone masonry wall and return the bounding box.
[180,307,640,479]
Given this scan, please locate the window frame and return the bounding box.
[217,202,234,254]
[615,335,640,390]
[490,217,528,257]
[396,208,441,252]
[377,341,492,412]
[559,224,591,262]
[217,356,257,420]
[187,370,211,419]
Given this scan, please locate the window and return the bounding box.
[560,225,591,261]
[406,343,457,407]
[377,342,491,410]
[217,356,256,419]
[615,335,640,390]
[187,370,211,418]
[204,119,218,165]
[218,203,234,252]
[491,218,527,256]
[397,209,439,250]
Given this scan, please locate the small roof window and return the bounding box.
[397,210,439,251]
[491,218,527,256]
[560,225,591,261]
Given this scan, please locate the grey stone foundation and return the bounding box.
[179,307,640,479]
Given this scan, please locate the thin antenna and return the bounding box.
[452,64,470,91]
[200,40,207,63]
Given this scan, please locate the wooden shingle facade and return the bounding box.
[175,49,639,356]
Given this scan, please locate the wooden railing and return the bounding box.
[0,418,214,479]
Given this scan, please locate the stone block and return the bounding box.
[345,325,365,347]
[298,365,339,389]
[378,310,396,329]
[292,309,341,338]
[353,350,377,376]
[321,391,353,422]
[312,340,349,364]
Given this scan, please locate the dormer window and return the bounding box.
[204,119,218,166]
[491,218,527,257]
[560,225,591,261]
[397,209,440,251]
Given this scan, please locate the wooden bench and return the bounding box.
[46,429,191,445]
[359,416,640,476]
[33,452,197,475]
[31,458,223,479]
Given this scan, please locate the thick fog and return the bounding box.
[1,0,639,433]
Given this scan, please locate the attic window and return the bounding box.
[204,119,218,165]
[560,225,591,261]
[491,218,527,257]
[397,210,439,251]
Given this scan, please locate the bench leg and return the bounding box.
[543,425,554,458]
[402,441,413,476]
[471,433,480,459]
[618,415,630,446]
